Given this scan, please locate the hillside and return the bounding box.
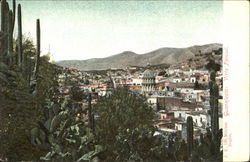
[55,43,222,71]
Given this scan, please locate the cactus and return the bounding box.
[211,83,219,138]
[0,0,7,61]
[0,0,16,65]
[17,4,22,67]
[7,10,13,65]
[88,93,94,131]
[11,0,16,32]
[33,19,40,80]
[208,70,220,158]
[186,116,193,157]
[1,0,6,32]
[203,58,222,160]
[209,71,218,132]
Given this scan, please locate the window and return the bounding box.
[179,113,182,118]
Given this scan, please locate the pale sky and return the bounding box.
[10,0,223,61]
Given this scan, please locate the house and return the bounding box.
[185,111,210,128]
[190,76,196,83]
[157,96,198,111]
[155,76,164,83]
[171,109,191,119]
[173,77,182,83]
[132,77,142,86]
[158,110,174,120]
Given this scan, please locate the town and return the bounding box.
[56,52,223,144]
[0,0,225,161]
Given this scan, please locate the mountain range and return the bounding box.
[55,43,222,71]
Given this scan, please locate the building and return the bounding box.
[132,77,142,86]
[141,69,156,92]
[185,111,210,128]
[157,96,198,111]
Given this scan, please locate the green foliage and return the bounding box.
[205,59,221,72]
[36,91,103,161]
[70,85,85,102]
[158,70,166,76]
[175,140,188,161]
[88,70,108,76]
[113,125,172,161]
[143,64,170,71]
[95,88,154,142]
[0,36,58,161]
[94,88,161,160]
[194,80,200,90]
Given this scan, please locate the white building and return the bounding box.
[132,77,142,86]
[190,76,196,83]
[185,111,210,128]
[142,69,156,92]
[147,96,157,104]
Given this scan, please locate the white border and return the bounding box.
[223,1,249,161]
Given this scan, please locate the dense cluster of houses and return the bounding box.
[56,65,223,141]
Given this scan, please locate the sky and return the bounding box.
[9,0,223,61]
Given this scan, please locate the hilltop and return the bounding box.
[55,43,222,71]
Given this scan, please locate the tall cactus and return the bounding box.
[206,58,221,159]
[11,0,16,32]
[209,70,219,135]
[33,19,40,80]
[0,0,13,64]
[7,10,13,65]
[88,93,94,131]
[0,0,7,60]
[1,0,6,31]
[209,70,220,159]
[211,83,219,138]
[186,116,193,157]
[17,4,22,67]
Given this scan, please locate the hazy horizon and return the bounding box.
[56,42,222,62]
[8,0,223,61]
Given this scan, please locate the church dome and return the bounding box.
[142,69,155,78]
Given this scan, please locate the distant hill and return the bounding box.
[55,43,222,71]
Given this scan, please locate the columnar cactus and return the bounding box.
[1,0,7,32]
[17,4,22,67]
[206,58,222,159]
[186,116,193,157]
[209,71,219,136]
[212,84,219,138]
[88,93,94,131]
[33,19,40,80]
[0,0,7,60]
[11,0,16,32]
[7,11,13,64]
[1,0,16,65]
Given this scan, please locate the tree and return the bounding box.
[113,125,172,161]
[84,78,90,85]
[194,80,200,90]
[94,88,160,160]
[205,59,221,72]
[158,70,166,76]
